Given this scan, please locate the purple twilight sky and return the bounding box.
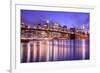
[21,9,90,31]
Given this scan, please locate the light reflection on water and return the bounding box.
[21,39,89,63]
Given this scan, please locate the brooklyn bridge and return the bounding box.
[21,22,89,63]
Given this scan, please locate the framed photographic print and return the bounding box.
[11,0,96,73]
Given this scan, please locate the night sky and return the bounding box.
[21,10,90,31]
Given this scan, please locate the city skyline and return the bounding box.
[21,10,90,31]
